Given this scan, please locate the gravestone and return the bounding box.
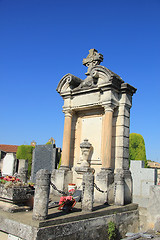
[130,160,157,207]
[31,144,57,183]
[2,153,16,176]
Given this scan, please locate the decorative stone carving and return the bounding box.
[80,139,91,168]
[83,48,103,70]
[80,49,103,88]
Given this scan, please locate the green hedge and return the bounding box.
[129,133,148,167]
[16,145,34,176]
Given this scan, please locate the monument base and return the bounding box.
[51,169,73,196]
[95,168,114,204]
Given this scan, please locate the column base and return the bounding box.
[59,165,70,171]
[114,170,125,206]
[51,169,73,196]
[114,169,132,204]
[75,166,94,174]
[95,168,114,204]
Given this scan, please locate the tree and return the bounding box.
[129,133,148,167]
[16,145,34,176]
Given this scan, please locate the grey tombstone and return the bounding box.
[31,144,57,183]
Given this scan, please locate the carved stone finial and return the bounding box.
[80,139,92,167]
[83,49,103,70]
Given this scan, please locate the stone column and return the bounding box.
[82,172,94,212]
[95,104,114,204]
[60,109,73,170]
[32,169,51,220]
[101,104,114,170]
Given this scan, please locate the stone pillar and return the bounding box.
[102,104,114,170]
[32,169,51,220]
[114,170,124,206]
[82,172,94,212]
[19,167,28,183]
[95,104,114,204]
[60,109,73,170]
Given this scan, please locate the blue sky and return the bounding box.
[0,0,160,162]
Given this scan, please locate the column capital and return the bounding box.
[63,108,73,117]
[103,104,114,113]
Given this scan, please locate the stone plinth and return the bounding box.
[114,171,124,206]
[95,168,114,204]
[50,169,73,196]
[0,185,30,204]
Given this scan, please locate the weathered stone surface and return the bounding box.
[0,202,139,240]
[31,144,57,183]
[82,172,94,211]
[51,169,73,196]
[147,186,160,230]
[0,185,30,203]
[32,169,51,220]
[19,167,28,183]
[130,160,157,208]
[114,171,124,205]
[95,169,114,204]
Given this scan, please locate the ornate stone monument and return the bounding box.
[53,49,136,204]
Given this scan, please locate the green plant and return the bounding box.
[107,221,116,240]
[58,156,61,169]
[129,133,148,167]
[16,145,34,176]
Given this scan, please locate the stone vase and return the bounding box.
[80,139,91,167]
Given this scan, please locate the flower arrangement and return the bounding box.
[0,176,20,183]
[0,176,34,189]
[58,183,77,212]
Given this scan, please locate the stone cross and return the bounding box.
[83,49,103,74]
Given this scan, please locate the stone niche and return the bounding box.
[53,49,136,204]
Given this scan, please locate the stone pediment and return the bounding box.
[57,66,124,96]
[57,49,125,97]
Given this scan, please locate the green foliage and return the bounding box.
[107,221,116,240]
[129,133,148,167]
[58,156,61,169]
[16,145,34,176]
[46,141,52,145]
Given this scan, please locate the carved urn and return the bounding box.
[80,139,91,167]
